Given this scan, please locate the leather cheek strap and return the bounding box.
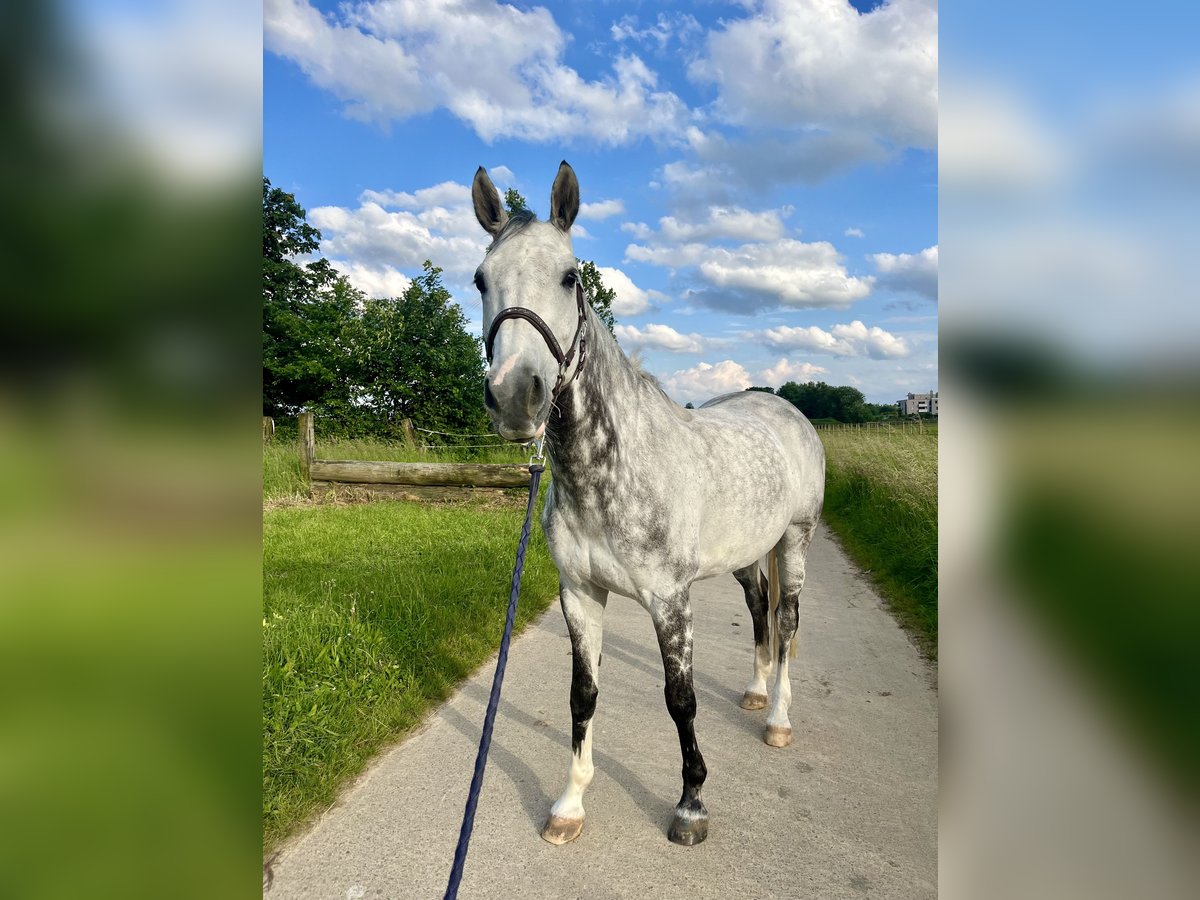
[484,283,588,395]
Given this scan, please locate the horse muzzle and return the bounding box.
[484,363,549,441]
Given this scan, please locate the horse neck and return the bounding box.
[545,307,665,488]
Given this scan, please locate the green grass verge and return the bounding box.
[262,494,559,852]
[819,430,937,657]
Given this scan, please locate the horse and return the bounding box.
[471,162,825,847]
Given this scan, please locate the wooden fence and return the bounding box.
[288,413,534,501]
[812,420,934,433]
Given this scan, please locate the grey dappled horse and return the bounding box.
[472,162,825,846]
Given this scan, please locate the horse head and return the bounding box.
[472,161,583,442]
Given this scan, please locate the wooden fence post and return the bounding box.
[400,418,419,450]
[298,412,315,480]
[262,417,274,443]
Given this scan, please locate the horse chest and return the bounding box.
[542,488,683,597]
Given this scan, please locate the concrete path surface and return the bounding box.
[267,524,937,899]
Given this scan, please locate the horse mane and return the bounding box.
[629,352,692,418]
[488,209,538,252]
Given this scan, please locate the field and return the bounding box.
[262,439,559,851]
[818,428,938,657]
[262,425,938,850]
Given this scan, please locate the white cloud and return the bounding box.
[662,360,752,403]
[757,358,827,386]
[697,240,873,307]
[621,221,653,240]
[691,0,937,148]
[488,165,517,185]
[845,227,865,238]
[870,245,938,300]
[329,260,411,299]
[264,0,688,144]
[596,266,661,317]
[655,205,793,243]
[757,320,912,359]
[578,199,626,220]
[307,178,490,296]
[615,323,721,353]
[611,12,702,49]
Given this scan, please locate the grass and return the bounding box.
[262,428,938,850]
[262,441,559,851]
[819,429,937,657]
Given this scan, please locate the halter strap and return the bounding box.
[485,280,588,398]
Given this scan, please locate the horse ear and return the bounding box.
[549,160,579,232]
[472,166,509,237]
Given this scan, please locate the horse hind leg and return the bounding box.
[543,579,607,845]
[732,564,772,710]
[764,521,816,748]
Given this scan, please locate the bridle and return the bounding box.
[484,279,589,401]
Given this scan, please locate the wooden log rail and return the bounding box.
[309,460,532,487]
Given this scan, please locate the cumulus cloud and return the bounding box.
[691,0,937,148]
[596,266,662,316]
[307,178,489,296]
[662,360,752,404]
[329,260,411,299]
[611,12,702,49]
[757,358,827,386]
[870,245,938,301]
[614,323,722,354]
[845,227,865,238]
[697,240,873,308]
[264,0,688,144]
[578,199,626,220]
[757,320,912,359]
[654,205,793,243]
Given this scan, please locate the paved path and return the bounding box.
[267,524,937,899]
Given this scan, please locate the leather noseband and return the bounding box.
[485,280,589,399]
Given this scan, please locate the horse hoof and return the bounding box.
[541,815,584,845]
[740,691,768,710]
[668,812,709,846]
[764,725,792,747]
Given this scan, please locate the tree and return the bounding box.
[503,188,528,216]
[746,385,775,394]
[345,262,488,435]
[503,187,616,335]
[263,178,359,416]
[772,380,871,423]
[684,401,695,409]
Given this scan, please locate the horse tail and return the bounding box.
[761,543,798,662]
[759,547,778,663]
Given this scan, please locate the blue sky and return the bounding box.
[264,0,938,405]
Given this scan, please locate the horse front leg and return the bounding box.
[650,590,709,845]
[542,577,607,845]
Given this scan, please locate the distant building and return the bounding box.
[898,391,938,417]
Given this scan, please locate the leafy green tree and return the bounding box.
[503,188,528,216]
[773,380,872,423]
[262,178,360,416]
[746,385,775,394]
[345,262,488,435]
[504,187,616,334]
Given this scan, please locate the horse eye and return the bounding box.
[562,271,578,289]
[474,272,486,293]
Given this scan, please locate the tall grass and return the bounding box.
[263,495,559,851]
[819,429,937,656]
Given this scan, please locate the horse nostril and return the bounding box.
[527,374,546,414]
[484,380,499,413]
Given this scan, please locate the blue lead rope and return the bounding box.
[444,462,545,900]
